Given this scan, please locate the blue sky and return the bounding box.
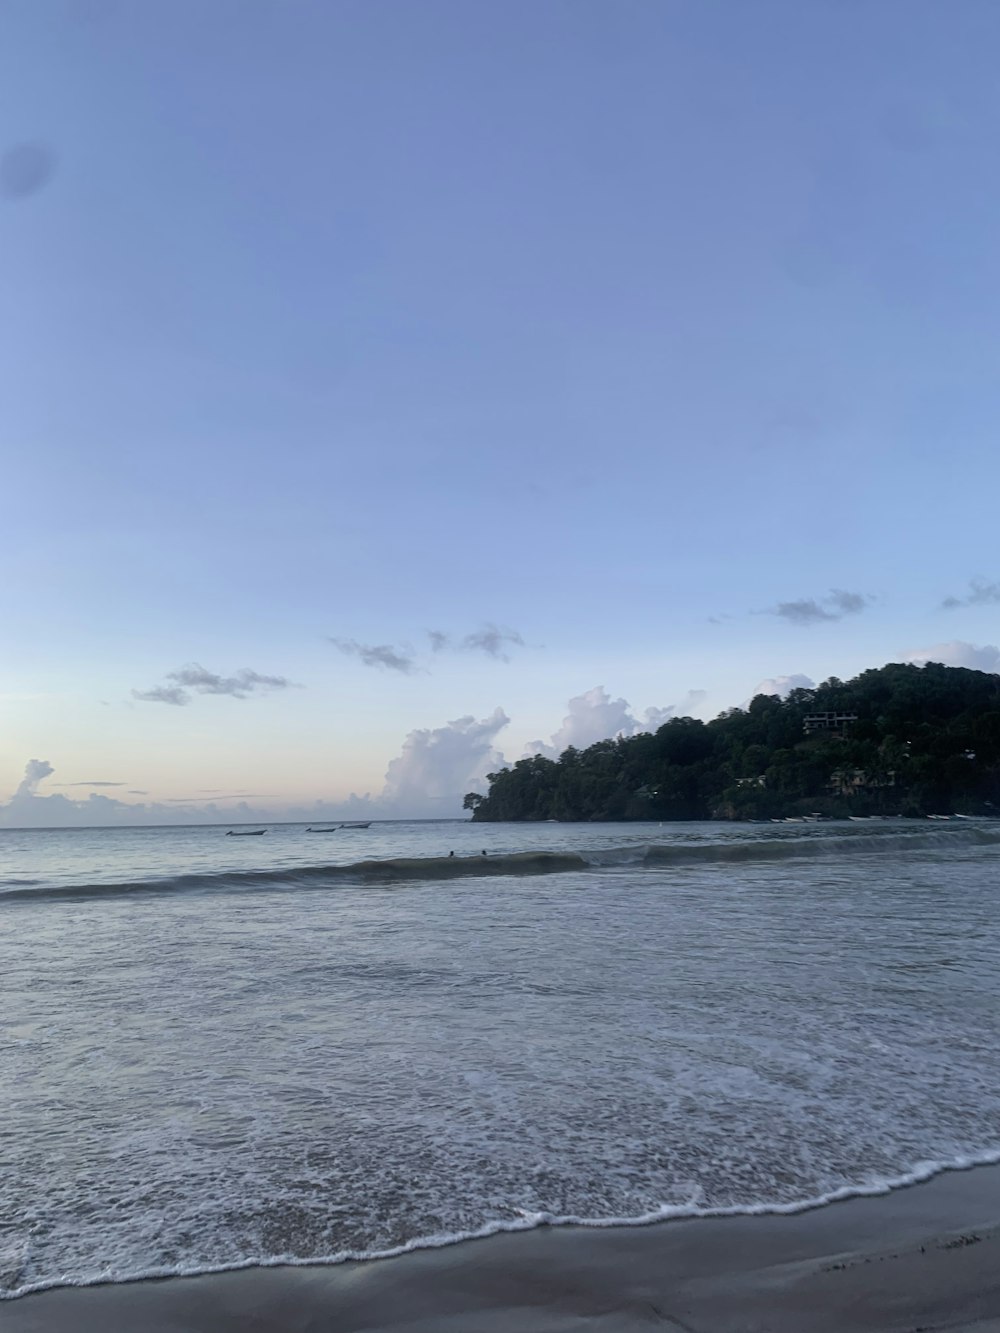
[3,0,1000,824]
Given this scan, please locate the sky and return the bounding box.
[3,0,1000,825]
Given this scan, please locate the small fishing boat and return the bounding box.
[306,827,339,833]
[226,829,267,836]
[340,822,371,829]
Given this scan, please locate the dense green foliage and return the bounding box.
[465,663,1000,821]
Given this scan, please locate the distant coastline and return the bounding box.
[466,662,1000,822]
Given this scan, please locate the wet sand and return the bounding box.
[7,1164,1000,1332]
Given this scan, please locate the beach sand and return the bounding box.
[6,1164,1000,1332]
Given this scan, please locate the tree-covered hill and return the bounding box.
[465,662,1000,822]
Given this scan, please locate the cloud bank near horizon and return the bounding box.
[1,685,696,827]
[12,648,1000,828]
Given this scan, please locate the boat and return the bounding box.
[340,822,371,829]
[306,827,339,833]
[226,829,267,836]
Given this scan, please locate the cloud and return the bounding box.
[132,685,190,706]
[161,793,279,803]
[331,640,417,673]
[16,759,54,798]
[0,682,709,826]
[133,664,294,704]
[641,691,708,730]
[527,686,706,759]
[827,589,868,615]
[169,665,293,697]
[381,709,510,816]
[940,578,1000,611]
[750,673,816,700]
[56,781,126,788]
[426,624,526,662]
[905,641,1000,673]
[771,589,871,625]
[773,599,837,625]
[461,624,525,661]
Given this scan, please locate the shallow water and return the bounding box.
[2,819,999,1297]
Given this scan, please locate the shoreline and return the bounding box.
[7,1163,1000,1332]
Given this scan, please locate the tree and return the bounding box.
[466,662,1000,822]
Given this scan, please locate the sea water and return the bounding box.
[2,818,999,1297]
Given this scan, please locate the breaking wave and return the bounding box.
[2,824,998,904]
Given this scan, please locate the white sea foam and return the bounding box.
[6,1151,1000,1300]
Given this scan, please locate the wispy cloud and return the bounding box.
[133,685,189,706]
[425,624,525,662]
[169,665,293,697]
[463,624,525,660]
[773,598,837,626]
[133,664,295,705]
[331,639,418,673]
[162,793,279,802]
[940,578,1000,611]
[56,781,126,788]
[826,588,869,615]
[770,589,872,626]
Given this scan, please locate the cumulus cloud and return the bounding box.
[526,686,706,759]
[771,589,872,625]
[905,641,1000,673]
[133,664,294,705]
[331,640,417,674]
[1,681,713,826]
[381,708,510,816]
[641,691,708,730]
[751,673,816,699]
[941,578,1000,611]
[16,759,54,797]
[426,624,526,662]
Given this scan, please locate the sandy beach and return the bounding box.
[6,1164,1000,1333]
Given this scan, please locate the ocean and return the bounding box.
[2,818,1000,1300]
